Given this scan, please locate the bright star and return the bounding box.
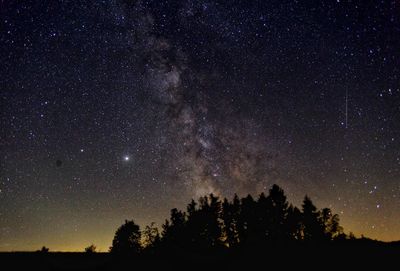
[124,156,130,161]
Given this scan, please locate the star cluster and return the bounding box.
[1,1,399,251]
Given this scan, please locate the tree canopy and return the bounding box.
[112,184,345,255]
[110,220,141,255]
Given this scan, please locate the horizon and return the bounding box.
[0,186,399,252]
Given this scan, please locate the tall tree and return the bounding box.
[110,220,141,255]
[238,194,257,246]
[161,208,187,248]
[301,196,324,243]
[207,194,223,248]
[186,194,223,251]
[286,204,302,241]
[222,197,240,248]
[266,184,289,244]
[142,222,160,253]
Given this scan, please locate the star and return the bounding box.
[124,156,130,162]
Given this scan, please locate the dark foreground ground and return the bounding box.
[1,242,399,270]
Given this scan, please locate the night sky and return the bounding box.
[1,1,399,251]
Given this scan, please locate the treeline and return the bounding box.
[109,184,349,256]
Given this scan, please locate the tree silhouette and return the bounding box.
[161,208,187,250]
[202,194,223,249]
[85,244,97,253]
[221,195,240,248]
[182,194,223,252]
[238,194,257,246]
[256,192,269,243]
[110,220,141,255]
[265,184,289,244]
[185,199,202,249]
[302,196,324,243]
[38,246,49,253]
[320,208,343,240]
[142,222,160,254]
[286,204,302,241]
[112,184,347,257]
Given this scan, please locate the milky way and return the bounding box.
[1,1,399,251]
[112,2,289,199]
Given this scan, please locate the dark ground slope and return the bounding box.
[1,243,399,271]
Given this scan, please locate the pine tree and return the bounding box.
[301,196,324,243]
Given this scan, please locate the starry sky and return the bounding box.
[1,0,399,251]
